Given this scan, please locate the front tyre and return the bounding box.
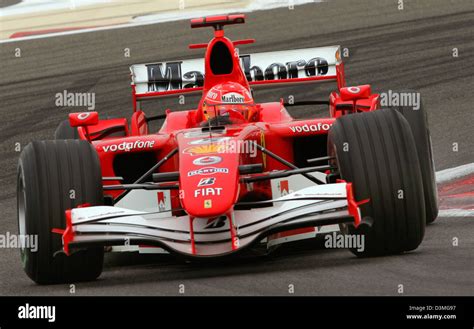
[328,109,426,257]
[18,140,104,284]
[385,91,438,223]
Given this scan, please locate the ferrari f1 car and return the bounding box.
[17,15,438,284]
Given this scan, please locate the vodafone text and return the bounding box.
[289,123,332,133]
[102,140,155,152]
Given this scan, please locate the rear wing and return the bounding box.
[130,46,345,111]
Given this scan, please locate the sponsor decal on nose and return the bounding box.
[183,144,226,155]
[188,137,231,145]
[194,187,223,197]
[198,177,216,186]
[192,156,222,166]
[187,167,229,177]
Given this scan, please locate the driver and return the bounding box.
[200,82,257,126]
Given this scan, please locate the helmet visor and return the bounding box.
[203,103,254,125]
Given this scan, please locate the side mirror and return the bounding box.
[69,112,99,127]
[340,85,371,102]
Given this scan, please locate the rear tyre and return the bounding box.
[328,109,425,257]
[18,140,104,284]
[54,120,79,139]
[384,91,438,223]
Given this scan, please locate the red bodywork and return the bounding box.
[63,15,379,256]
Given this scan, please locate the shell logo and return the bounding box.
[183,144,227,155]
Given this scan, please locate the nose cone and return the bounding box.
[178,133,240,218]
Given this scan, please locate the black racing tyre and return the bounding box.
[17,140,104,284]
[54,119,79,139]
[384,91,438,223]
[328,109,425,257]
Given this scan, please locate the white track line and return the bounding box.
[436,163,474,217]
[435,163,474,184]
[0,0,317,44]
[438,209,474,217]
[131,0,316,24]
[0,0,109,17]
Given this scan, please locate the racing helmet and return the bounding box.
[201,82,257,125]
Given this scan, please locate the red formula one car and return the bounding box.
[17,15,438,284]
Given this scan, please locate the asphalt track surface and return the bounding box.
[0,0,473,295]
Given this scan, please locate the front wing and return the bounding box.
[57,183,363,257]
